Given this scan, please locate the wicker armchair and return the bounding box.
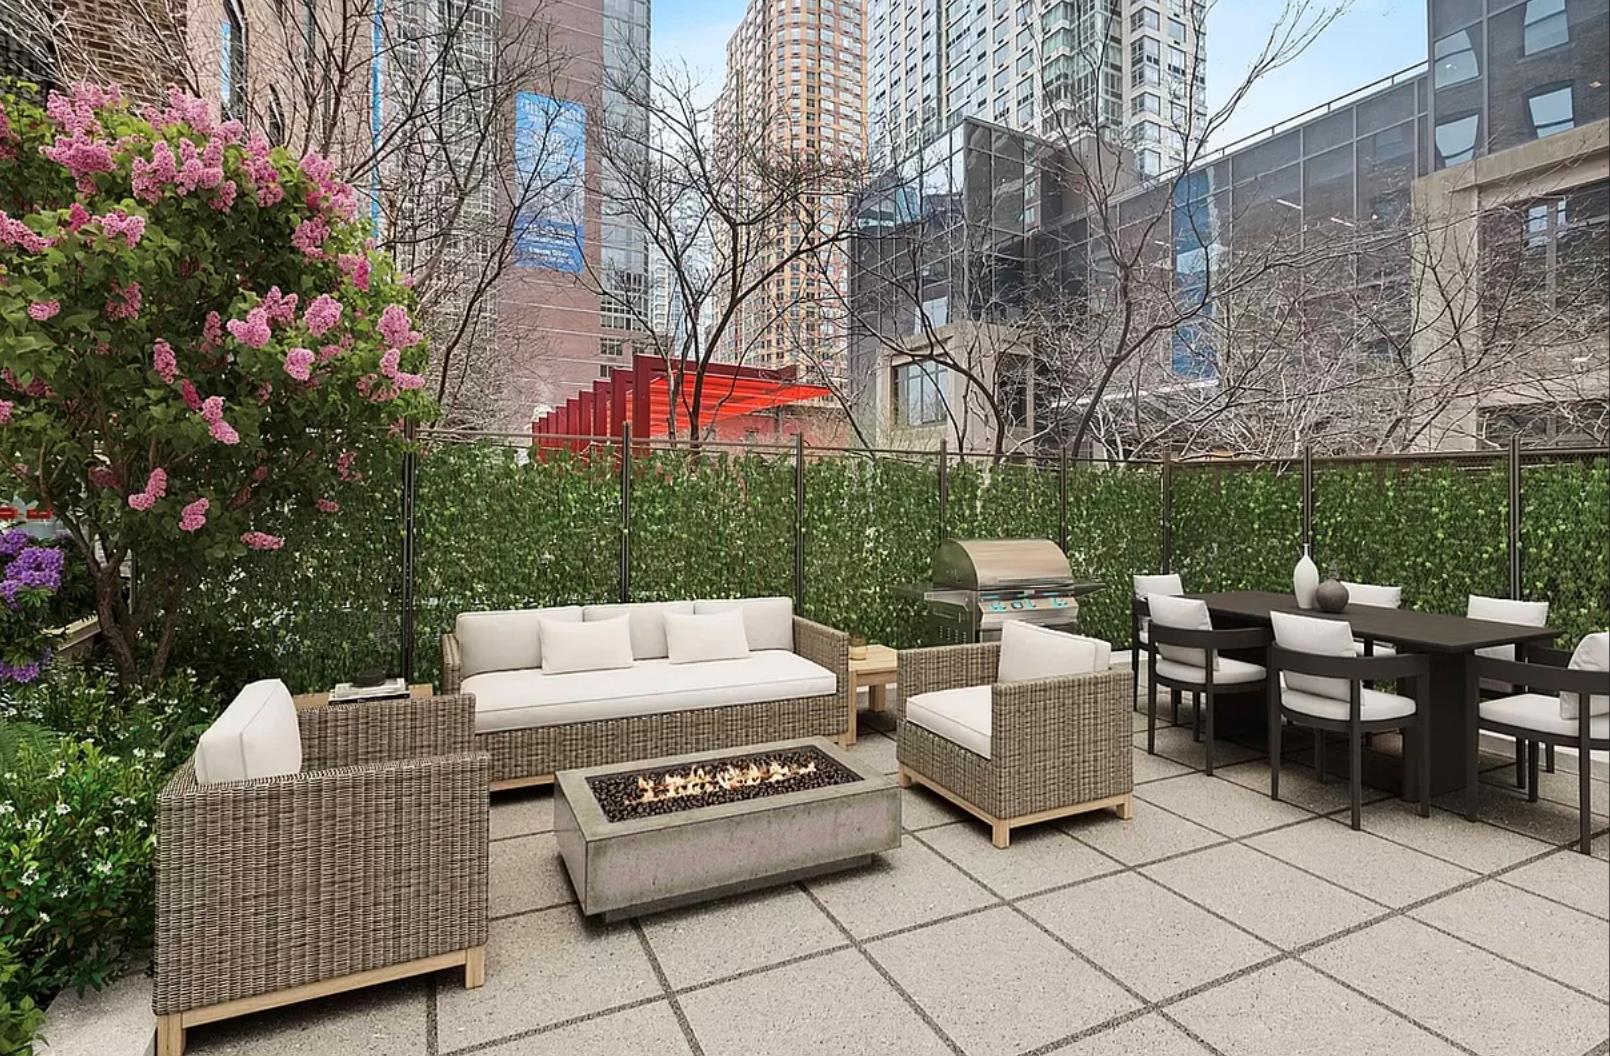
[895,643,1132,848]
[154,694,490,1056]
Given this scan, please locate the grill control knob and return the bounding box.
[1010,601,1023,609]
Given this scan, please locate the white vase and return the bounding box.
[1293,544,1318,610]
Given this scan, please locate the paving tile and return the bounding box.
[676,949,953,1056]
[490,834,573,918]
[1444,785,1610,847]
[639,885,845,989]
[185,978,426,1055]
[804,834,994,939]
[867,906,1138,1056]
[1141,724,1264,771]
[1061,800,1222,866]
[1306,915,1609,1056]
[1343,798,1557,874]
[1132,746,1197,784]
[436,907,661,1051]
[1044,1014,1211,1055]
[1246,818,1477,908]
[476,1002,691,1055]
[1501,848,1610,919]
[1170,959,1463,1056]
[1021,872,1275,1002]
[1143,843,1381,949]
[1481,761,1610,815]
[1134,773,1312,838]
[489,788,555,841]
[900,785,973,831]
[916,820,1120,898]
[1411,881,1610,999]
[844,732,899,775]
[1215,757,1397,816]
[1596,833,1608,860]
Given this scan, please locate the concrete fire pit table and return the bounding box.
[554,737,900,921]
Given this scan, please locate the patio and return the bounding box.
[176,699,1610,1056]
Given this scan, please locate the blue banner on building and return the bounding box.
[514,92,586,273]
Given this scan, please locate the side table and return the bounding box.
[845,644,898,745]
[293,682,436,710]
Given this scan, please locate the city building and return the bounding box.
[849,0,1609,453]
[865,0,1206,175]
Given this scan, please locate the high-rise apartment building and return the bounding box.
[866,0,1205,175]
[715,0,866,381]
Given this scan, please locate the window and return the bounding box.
[1528,84,1574,137]
[220,2,246,120]
[1130,6,1158,31]
[1168,18,1185,41]
[1432,29,1478,88]
[1522,0,1569,54]
[1435,113,1479,165]
[266,87,285,146]
[892,361,949,425]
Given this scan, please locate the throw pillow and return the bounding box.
[665,610,752,664]
[540,615,635,674]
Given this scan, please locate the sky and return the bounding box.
[650,0,1430,148]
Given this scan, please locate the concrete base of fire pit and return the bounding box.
[554,737,900,921]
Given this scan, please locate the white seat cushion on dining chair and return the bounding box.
[1352,640,1398,657]
[194,679,302,784]
[1283,685,1417,723]
[1468,595,1550,693]
[905,685,993,759]
[1271,611,1357,701]
[1484,692,1609,739]
[1559,632,1609,721]
[1154,656,1265,686]
[1342,582,1403,609]
[1146,594,1219,670]
[1133,573,1184,598]
[998,621,1110,682]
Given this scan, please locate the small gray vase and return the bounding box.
[1315,573,1350,614]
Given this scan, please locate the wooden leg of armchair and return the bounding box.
[156,1015,184,1056]
[464,946,487,989]
[991,821,1011,848]
[1114,794,1133,820]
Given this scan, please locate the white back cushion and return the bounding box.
[1133,573,1184,598]
[693,597,794,651]
[665,610,751,664]
[998,621,1110,682]
[541,616,635,674]
[1343,582,1402,609]
[583,601,694,660]
[1272,611,1356,702]
[1560,632,1609,721]
[194,679,302,784]
[456,606,581,677]
[1146,593,1217,669]
[1467,595,1549,662]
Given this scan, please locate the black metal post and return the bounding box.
[399,423,418,683]
[1508,434,1522,598]
[1301,446,1314,548]
[619,423,632,603]
[1160,454,1173,573]
[1057,450,1069,554]
[794,433,806,609]
[937,439,949,540]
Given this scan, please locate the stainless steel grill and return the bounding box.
[909,538,1102,644]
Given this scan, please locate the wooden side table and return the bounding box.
[293,682,435,711]
[845,644,898,745]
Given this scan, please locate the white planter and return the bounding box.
[1293,545,1318,610]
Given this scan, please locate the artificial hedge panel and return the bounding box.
[945,460,1061,542]
[1520,457,1609,645]
[1066,465,1162,647]
[1170,464,1303,595]
[1312,460,1508,618]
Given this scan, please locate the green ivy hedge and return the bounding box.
[1519,457,1609,644]
[1171,463,1303,594]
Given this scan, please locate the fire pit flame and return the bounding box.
[635,758,820,803]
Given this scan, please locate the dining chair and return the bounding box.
[1267,611,1431,831]
[1467,633,1608,854]
[1467,594,1552,784]
[1341,581,1402,656]
[1131,573,1184,714]
[1144,593,1269,775]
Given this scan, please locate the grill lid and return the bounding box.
[932,538,1075,591]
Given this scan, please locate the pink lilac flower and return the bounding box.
[141,86,212,136]
[379,348,401,376]
[0,401,12,425]
[241,531,284,551]
[211,180,238,212]
[131,140,179,202]
[377,305,422,348]
[251,465,270,483]
[178,497,209,532]
[226,307,272,348]
[178,379,202,411]
[256,382,273,403]
[260,287,299,325]
[291,217,329,258]
[65,202,91,231]
[152,339,178,383]
[0,212,54,253]
[318,343,343,363]
[392,370,425,391]
[303,294,343,336]
[282,347,315,381]
[127,467,168,510]
[337,253,371,291]
[96,209,146,247]
[399,272,417,289]
[26,301,59,322]
[209,419,240,445]
[42,131,116,193]
[200,395,225,423]
[336,450,361,482]
[200,311,224,353]
[88,465,117,488]
[104,282,142,320]
[315,498,340,513]
[0,101,14,161]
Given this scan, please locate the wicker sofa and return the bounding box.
[440,597,851,790]
[895,638,1132,847]
[154,686,488,1056]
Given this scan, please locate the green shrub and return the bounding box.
[0,944,44,1056]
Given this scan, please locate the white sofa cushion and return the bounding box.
[1560,632,1609,721]
[456,606,581,678]
[1272,611,1356,701]
[665,609,750,664]
[1146,593,1218,669]
[582,601,694,660]
[905,685,992,759]
[1132,573,1183,598]
[1282,685,1417,723]
[1155,656,1265,686]
[1343,582,1402,608]
[540,616,634,674]
[998,621,1110,682]
[694,597,794,651]
[194,679,302,784]
[463,650,835,733]
[1484,692,1609,739]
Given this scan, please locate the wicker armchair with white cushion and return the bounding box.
[895,621,1132,848]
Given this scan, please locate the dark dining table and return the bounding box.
[1191,591,1559,796]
